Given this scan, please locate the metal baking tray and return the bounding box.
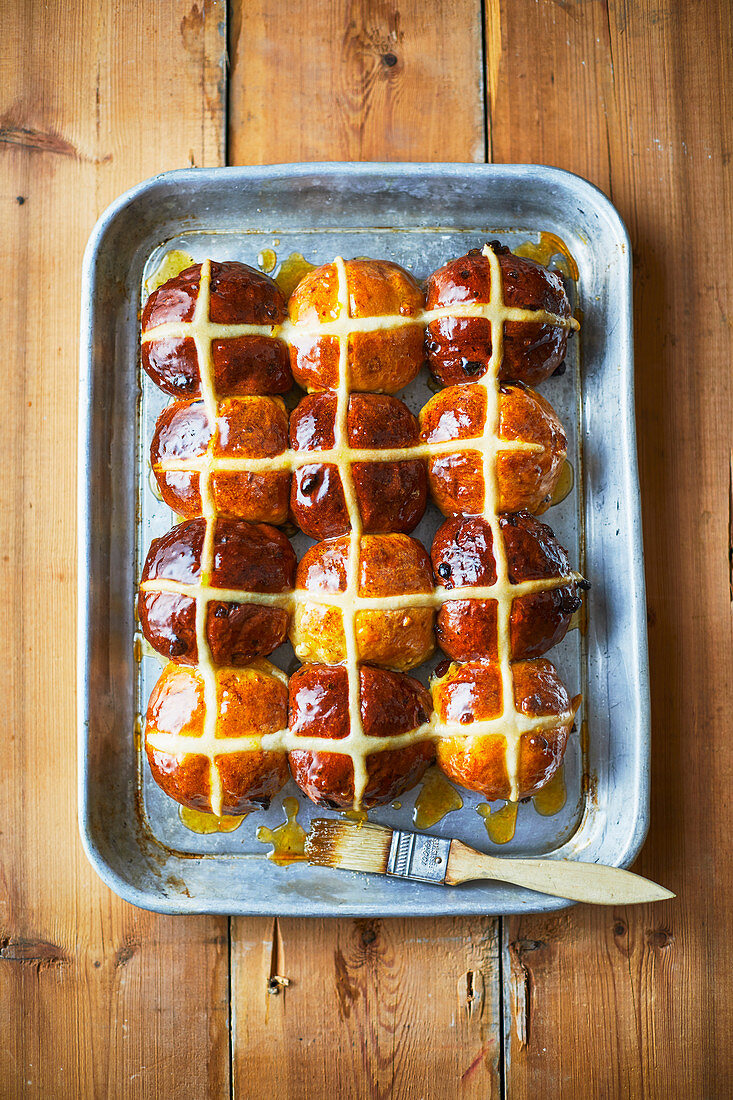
[78,163,648,916]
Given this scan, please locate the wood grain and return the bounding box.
[228,0,485,164]
[233,917,501,1099]
[0,2,229,1096]
[490,1,733,1095]
[228,3,500,1097]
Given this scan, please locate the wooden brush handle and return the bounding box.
[445,841,674,905]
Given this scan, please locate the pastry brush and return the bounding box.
[305,820,674,905]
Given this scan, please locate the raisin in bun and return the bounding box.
[431,513,583,662]
[138,518,295,666]
[142,261,291,397]
[289,392,427,539]
[288,664,434,808]
[145,659,289,815]
[287,258,425,393]
[419,382,567,516]
[432,658,579,801]
[151,395,290,524]
[290,534,435,671]
[425,245,574,387]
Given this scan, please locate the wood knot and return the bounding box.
[646,928,673,950]
[381,52,398,68]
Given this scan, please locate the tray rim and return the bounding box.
[78,160,648,916]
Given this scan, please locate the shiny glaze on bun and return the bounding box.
[419,382,567,515]
[288,664,434,808]
[145,660,289,814]
[431,513,582,661]
[142,261,292,396]
[432,658,575,800]
[138,518,295,666]
[288,258,425,393]
[290,534,435,670]
[425,247,572,387]
[151,396,290,524]
[289,392,427,539]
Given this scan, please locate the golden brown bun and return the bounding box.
[142,261,291,396]
[290,534,435,671]
[151,396,290,524]
[432,658,575,800]
[431,513,582,661]
[145,660,289,814]
[425,245,572,387]
[289,391,427,539]
[288,664,434,808]
[138,518,295,666]
[419,382,567,515]
[288,258,425,393]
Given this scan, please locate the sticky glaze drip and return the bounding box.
[532,766,567,817]
[413,770,463,828]
[179,806,247,833]
[513,231,580,283]
[477,801,518,845]
[256,796,307,864]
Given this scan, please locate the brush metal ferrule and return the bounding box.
[386,829,451,885]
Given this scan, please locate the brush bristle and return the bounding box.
[305,819,392,874]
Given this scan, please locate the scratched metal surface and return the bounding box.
[78,163,648,915]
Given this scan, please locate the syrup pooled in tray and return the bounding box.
[342,809,368,825]
[513,231,579,283]
[256,797,307,865]
[413,770,464,828]
[477,801,518,845]
[145,249,195,296]
[179,806,247,834]
[275,252,316,298]
[548,459,574,508]
[532,767,567,817]
[257,248,277,273]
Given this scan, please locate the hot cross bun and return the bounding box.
[425,245,576,387]
[287,258,425,393]
[289,391,427,539]
[419,381,567,516]
[138,517,295,667]
[287,664,435,809]
[142,261,292,396]
[431,512,583,662]
[151,395,290,524]
[145,659,290,815]
[290,534,435,671]
[431,658,580,802]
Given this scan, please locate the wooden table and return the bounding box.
[3,2,731,1095]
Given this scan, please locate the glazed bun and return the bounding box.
[142,261,292,397]
[431,513,582,662]
[290,534,435,671]
[426,245,573,387]
[151,396,290,524]
[419,382,567,516]
[145,659,289,815]
[432,658,577,801]
[288,258,425,393]
[288,664,434,808]
[138,518,295,666]
[289,392,427,539]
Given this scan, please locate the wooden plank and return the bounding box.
[490,0,733,1094]
[232,917,501,1099]
[228,3,499,1097]
[228,0,485,164]
[0,2,230,1096]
